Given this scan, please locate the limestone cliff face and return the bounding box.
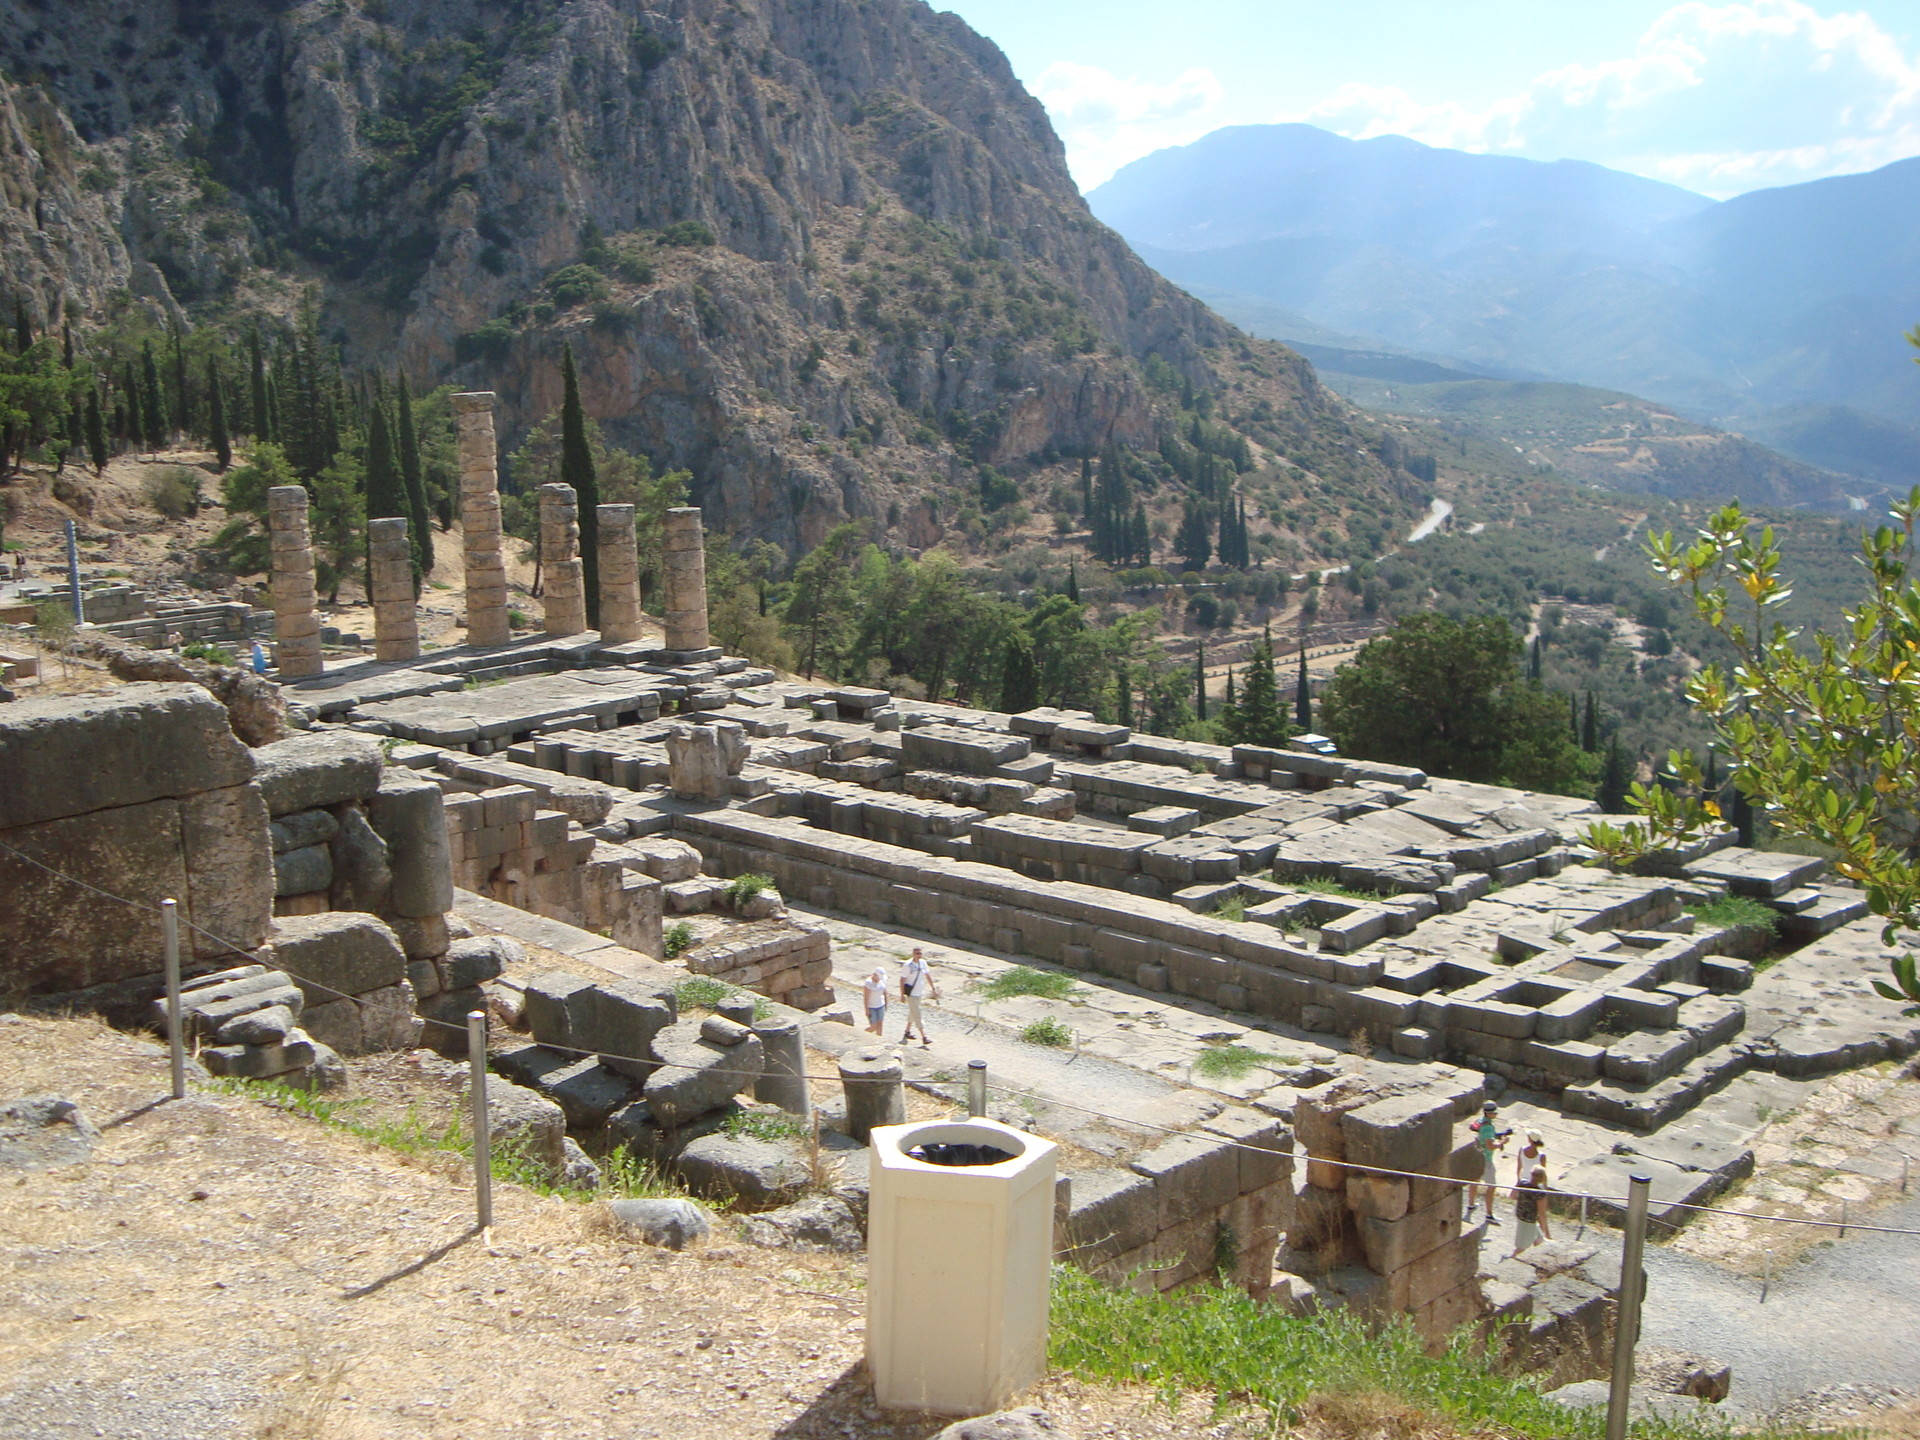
[0,0,1408,553]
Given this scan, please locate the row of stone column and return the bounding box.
[263,393,712,672]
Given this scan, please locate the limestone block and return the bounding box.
[270,809,339,853]
[484,1080,569,1174]
[644,1018,763,1127]
[328,805,393,912]
[202,1034,316,1079]
[573,980,676,1081]
[270,911,408,1001]
[445,934,524,990]
[299,997,364,1055]
[0,683,254,829]
[674,1132,810,1211]
[252,731,384,816]
[369,769,454,917]
[1357,1189,1462,1274]
[493,1043,638,1129]
[1062,1168,1160,1262]
[1129,1134,1240,1229]
[273,843,333,898]
[839,1047,906,1143]
[1339,1093,1455,1174]
[180,784,274,956]
[1199,1105,1293,1194]
[523,969,599,1046]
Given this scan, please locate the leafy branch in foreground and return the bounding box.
[1581,483,1920,1014]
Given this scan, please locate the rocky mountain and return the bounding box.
[1090,124,1920,504]
[0,0,1414,556]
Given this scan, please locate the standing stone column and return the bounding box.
[539,483,586,638]
[452,392,511,648]
[839,1047,906,1144]
[597,503,642,645]
[662,506,710,654]
[368,516,421,663]
[267,485,324,678]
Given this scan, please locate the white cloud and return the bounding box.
[1284,1,1920,196]
[1030,61,1226,188]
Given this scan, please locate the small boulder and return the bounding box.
[931,1409,1067,1440]
[606,1196,711,1250]
[740,1195,864,1253]
[0,1095,98,1170]
[483,1080,567,1175]
[215,1003,295,1047]
[673,1131,809,1211]
[643,1018,762,1127]
[559,1137,603,1190]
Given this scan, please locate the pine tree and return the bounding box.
[395,373,433,583]
[1066,558,1078,603]
[1581,691,1598,752]
[1223,626,1288,746]
[1195,639,1207,722]
[248,328,270,441]
[1295,646,1312,731]
[206,358,230,472]
[559,345,601,626]
[84,388,107,474]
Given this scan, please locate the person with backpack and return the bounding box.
[1512,1164,1555,1255]
[1466,1099,1511,1223]
[899,947,940,1047]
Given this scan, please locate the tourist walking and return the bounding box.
[863,964,889,1036]
[1512,1164,1555,1254]
[1513,1129,1546,1190]
[1466,1099,1510,1223]
[899,946,940,1047]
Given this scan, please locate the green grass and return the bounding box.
[974,966,1080,1003]
[1192,1045,1269,1081]
[1208,895,1247,923]
[1019,1017,1074,1047]
[1686,894,1780,935]
[721,1108,807,1143]
[1286,876,1387,902]
[725,872,773,905]
[663,921,696,959]
[673,975,736,1012]
[1049,1266,1741,1436]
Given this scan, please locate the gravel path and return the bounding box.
[1550,1190,1920,1418]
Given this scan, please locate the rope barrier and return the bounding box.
[7,835,1919,1239]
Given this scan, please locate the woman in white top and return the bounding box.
[862,966,889,1035]
[1514,1130,1546,1190]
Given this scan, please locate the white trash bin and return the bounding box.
[866,1117,1058,1416]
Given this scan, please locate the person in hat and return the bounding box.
[1512,1164,1555,1254]
[1467,1100,1511,1222]
[1514,1129,1547,1191]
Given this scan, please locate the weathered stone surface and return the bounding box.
[358,983,423,1052]
[178,782,274,954]
[274,843,333,897]
[202,1033,316,1078]
[929,1409,1066,1440]
[252,731,383,816]
[328,805,392,912]
[0,683,253,829]
[560,1136,603,1189]
[270,912,407,1000]
[492,1043,637,1128]
[740,1195,865,1252]
[270,809,338,853]
[606,1196,711,1249]
[215,1003,294,1046]
[673,1131,809,1210]
[574,981,677,1082]
[522,969,599,1048]
[298,996,364,1054]
[0,1095,99,1171]
[644,1019,763,1126]
[369,768,453,917]
[445,935,523,991]
[838,1047,905,1143]
[483,1079,568,1175]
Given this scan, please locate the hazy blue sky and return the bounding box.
[936,0,1920,198]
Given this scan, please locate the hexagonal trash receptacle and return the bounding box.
[867,1117,1058,1416]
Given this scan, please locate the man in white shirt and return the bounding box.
[899,947,940,1046]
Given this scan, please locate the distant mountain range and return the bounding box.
[1089,124,1920,504]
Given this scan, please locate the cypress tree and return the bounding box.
[140,342,166,449]
[1295,646,1312,731]
[265,373,281,447]
[170,326,190,435]
[1569,692,1579,741]
[248,328,269,440]
[1528,636,1542,681]
[396,373,433,582]
[364,397,404,526]
[1581,691,1597,752]
[12,301,29,353]
[65,388,84,457]
[1175,501,1211,573]
[1224,627,1287,746]
[1114,662,1133,727]
[1066,557,1078,603]
[1130,502,1149,567]
[123,362,144,451]
[1597,736,1631,813]
[85,387,107,473]
[207,359,230,472]
[1194,639,1207,722]
[61,320,73,370]
[559,345,601,626]
[999,633,1038,713]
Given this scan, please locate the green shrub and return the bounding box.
[659,219,716,247]
[1193,1044,1266,1081]
[181,642,238,666]
[721,1108,805,1143]
[545,263,609,308]
[974,966,1079,1003]
[456,318,518,363]
[1288,876,1386,902]
[143,466,202,519]
[663,921,695,959]
[1020,1017,1073,1047]
[1209,895,1247,923]
[725,872,773,906]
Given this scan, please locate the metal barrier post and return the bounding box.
[1903,1154,1911,1194]
[161,898,185,1101]
[1605,1174,1652,1440]
[1761,1249,1772,1304]
[1839,1199,1848,1238]
[469,1010,493,1230]
[1578,1194,1588,1238]
[968,1060,988,1118]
